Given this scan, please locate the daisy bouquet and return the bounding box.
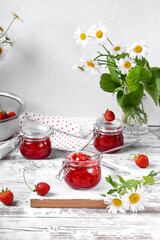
[102,170,160,214]
[0,13,22,61]
[73,24,160,132]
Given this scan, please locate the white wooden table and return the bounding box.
[0,127,160,240]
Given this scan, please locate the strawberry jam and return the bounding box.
[64,151,101,190]
[20,123,52,159]
[93,117,124,153]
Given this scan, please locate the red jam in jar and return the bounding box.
[64,151,101,190]
[20,123,52,159]
[93,117,124,153]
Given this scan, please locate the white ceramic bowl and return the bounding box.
[0,91,26,141]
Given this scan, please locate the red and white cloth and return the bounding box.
[19,112,94,151]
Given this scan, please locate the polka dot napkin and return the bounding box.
[19,112,94,151]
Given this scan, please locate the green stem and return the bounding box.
[0,17,16,39]
[23,170,33,192]
[107,38,113,46]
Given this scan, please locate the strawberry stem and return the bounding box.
[23,170,33,192]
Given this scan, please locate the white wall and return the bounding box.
[0,0,160,124]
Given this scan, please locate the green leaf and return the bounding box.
[105,175,118,188]
[121,84,144,115]
[143,176,155,185]
[117,175,126,184]
[116,90,124,106]
[148,170,160,177]
[144,67,160,105]
[100,193,106,197]
[126,179,140,186]
[107,56,120,83]
[107,189,118,195]
[100,73,120,93]
[135,57,150,68]
[120,182,131,188]
[126,67,152,91]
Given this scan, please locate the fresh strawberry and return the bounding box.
[0,112,5,120]
[7,112,16,118]
[34,182,50,196]
[104,109,115,121]
[133,154,149,168]
[0,188,14,205]
[23,170,50,196]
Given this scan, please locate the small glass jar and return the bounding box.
[93,117,124,153]
[20,122,52,159]
[63,151,101,190]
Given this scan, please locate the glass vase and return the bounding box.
[122,94,148,135]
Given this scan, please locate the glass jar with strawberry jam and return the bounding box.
[93,117,124,153]
[20,123,52,159]
[62,151,101,190]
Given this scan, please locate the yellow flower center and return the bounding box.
[80,33,86,41]
[0,47,3,55]
[112,198,122,207]
[14,13,19,19]
[129,193,140,204]
[0,27,4,32]
[123,61,131,69]
[134,45,142,53]
[96,30,103,39]
[86,61,94,68]
[114,46,121,51]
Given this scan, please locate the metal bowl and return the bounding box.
[0,91,26,141]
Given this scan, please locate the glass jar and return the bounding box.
[62,151,101,190]
[93,117,124,153]
[20,122,52,159]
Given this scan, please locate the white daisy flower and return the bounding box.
[104,194,126,215]
[116,56,136,75]
[10,12,23,22]
[80,56,100,74]
[125,185,148,213]
[0,44,7,61]
[127,42,149,60]
[88,23,109,45]
[110,43,126,55]
[74,27,91,47]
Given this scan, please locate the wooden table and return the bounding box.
[0,127,160,240]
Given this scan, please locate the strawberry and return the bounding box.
[0,112,5,120]
[133,154,149,168]
[23,170,50,196]
[7,112,16,118]
[0,188,14,205]
[104,109,115,121]
[34,182,50,196]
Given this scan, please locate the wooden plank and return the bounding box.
[30,198,108,208]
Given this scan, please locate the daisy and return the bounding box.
[125,185,148,213]
[0,44,7,61]
[116,56,136,75]
[110,43,126,55]
[88,23,109,45]
[80,56,100,74]
[74,27,91,47]
[10,12,23,22]
[104,194,126,215]
[127,42,149,60]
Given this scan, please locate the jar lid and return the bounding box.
[21,122,52,139]
[95,117,123,133]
